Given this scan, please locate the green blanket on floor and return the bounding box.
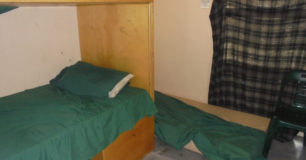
[155,91,266,160]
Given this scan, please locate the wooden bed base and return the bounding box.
[92,116,155,160]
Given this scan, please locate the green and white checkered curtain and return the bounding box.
[209,0,306,117]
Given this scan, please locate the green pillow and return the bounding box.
[50,61,133,98]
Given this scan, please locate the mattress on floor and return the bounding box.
[0,85,157,160]
[154,91,266,160]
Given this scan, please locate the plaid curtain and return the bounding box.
[209,0,306,118]
[209,0,306,141]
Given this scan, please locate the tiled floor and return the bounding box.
[143,136,306,160]
[268,136,305,160]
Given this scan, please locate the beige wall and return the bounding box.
[0,7,81,97]
[0,2,214,101]
[154,0,213,103]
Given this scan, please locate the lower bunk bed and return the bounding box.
[0,85,157,160]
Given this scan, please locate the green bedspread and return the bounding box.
[0,6,17,14]
[0,85,157,160]
[155,92,266,160]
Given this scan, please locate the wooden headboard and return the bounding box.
[0,0,154,99]
[77,3,154,99]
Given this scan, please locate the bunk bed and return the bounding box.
[0,0,154,160]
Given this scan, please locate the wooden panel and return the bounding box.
[77,4,154,98]
[91,151,104,160]
[91,117,154,160]
[102,116,155,160]
[0,0,152,5]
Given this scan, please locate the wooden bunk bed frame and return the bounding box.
[0,0,154,160]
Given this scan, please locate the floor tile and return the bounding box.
[143,136,306,160]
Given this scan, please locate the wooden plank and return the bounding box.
[77,4,154,98]
[148,2,154,100]
[0,0,152,5]
[102,116,155,160]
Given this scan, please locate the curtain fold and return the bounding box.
[0,6,17,14]
[209,0,306,117]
